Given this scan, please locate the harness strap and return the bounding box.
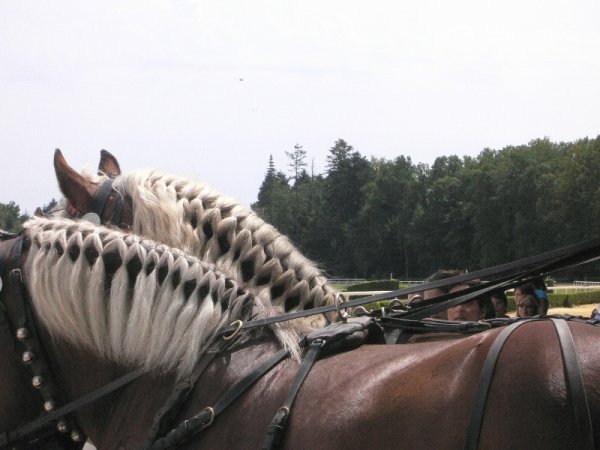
[550,318,595,450]
[261,339,324,450]
[464,320,529,450]
[145,343,230,446]
[89,178,124,226]
[91,179,114,217]
[147,348,290,450]
[0,370,144,448]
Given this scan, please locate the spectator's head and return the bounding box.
[446,282,491,321]
[517,294,539,318]
[490,290,508,318]
[514,283,536,302]
[423,270,464,319]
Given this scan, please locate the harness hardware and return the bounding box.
[222,320,243,341]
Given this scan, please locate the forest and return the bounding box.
[2,135,600,280]
[252,136,600,280]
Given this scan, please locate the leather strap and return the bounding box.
[219,236,600,336]
[550,318,595,450]
[145,341,231,446]
[91,179,114,217]
[147,348,290,449]
[261,339,324,450]
[464,320,529,450]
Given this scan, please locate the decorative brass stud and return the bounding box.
[57,420,69,433]
[43,400,56,412]
[16,328,29,340]
[70,430,83,442]
[22,351,34,364]
[32,375,44,388]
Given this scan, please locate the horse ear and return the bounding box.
[98,149,121,177]
[54,149,96,213]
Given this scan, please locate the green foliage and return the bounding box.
[344,279,400,292]
[507,290,600,311]
[547,290,600,308]
[254,135,600,279]
[0,201,26,232]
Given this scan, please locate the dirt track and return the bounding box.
[548,303,596,317]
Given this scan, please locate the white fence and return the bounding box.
[329,278,425,286]
[574,281,600,286]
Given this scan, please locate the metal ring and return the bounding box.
[222,320,243,341]
[335,293,349,322]
[200,406,215,429]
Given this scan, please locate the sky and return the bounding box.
[1,0,599,215]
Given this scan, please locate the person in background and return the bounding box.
[532,277,549,314]
[490,290,509,318]
[422,269,464,320]
[516,294,540,318]
[514,283,545,315]
[446,282,492,321]
[591,304,600,321]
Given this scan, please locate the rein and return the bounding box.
[217,235,600,336]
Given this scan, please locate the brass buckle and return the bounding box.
[222,320,243,341]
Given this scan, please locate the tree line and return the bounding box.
[2,136,599,280]
[252,136,600,280]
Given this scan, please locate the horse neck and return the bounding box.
[124,176,335,325]
[43,327,282,449]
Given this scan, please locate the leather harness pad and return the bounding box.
[305,316,384,356]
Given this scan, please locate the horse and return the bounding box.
[52,149,336,328]
[2,217,600,449]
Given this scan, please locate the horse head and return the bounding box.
[53,150,337,328]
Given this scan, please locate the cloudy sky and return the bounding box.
[1,0,599,214]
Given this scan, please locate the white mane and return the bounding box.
[91,168,336,327]
[23,217,301,377]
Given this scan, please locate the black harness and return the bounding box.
[465,316,596,450]
[0,233,85,449]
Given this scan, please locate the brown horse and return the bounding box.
[1,218,600,449]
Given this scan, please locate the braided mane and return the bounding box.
[23,217,301,377]
[77,169,337,327]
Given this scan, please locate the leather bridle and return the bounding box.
[65,177,130,229]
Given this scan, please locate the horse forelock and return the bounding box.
[22,217,301,377]
[115,169,336,327]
